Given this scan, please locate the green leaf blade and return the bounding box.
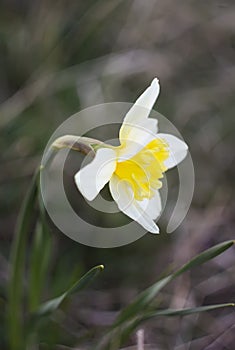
[113,275,172,327]
[118,303,235,346]
[32,264,104,320]
[143,303,235,320]
[112,240,234,328]
[7,170,40,350]
[174,240,235,278]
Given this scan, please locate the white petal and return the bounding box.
[109,175,159,234]
[117,117,158,161]
[123,78,160,124]
[74,148,116,201]
[120,116,158,145]
[119,78,160,145]
[157,133,188,169]
[138,191,162,220]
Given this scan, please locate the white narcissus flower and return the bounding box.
[74,78,188,233]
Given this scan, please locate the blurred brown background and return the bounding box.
[0,0,235,349]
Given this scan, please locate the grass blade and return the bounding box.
[7,170,39,350]
[118,303,235,346]
[142,303,235,319]
[113,240,234,327]
[28,221,52,312]
[31,264,104,320]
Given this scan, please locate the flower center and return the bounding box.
[114,139,169,201]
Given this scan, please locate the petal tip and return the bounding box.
[150,226,160,234]
[151,77,160,96]
[148,221,160,234]
[152,77,159,85]
[74,172,96,201]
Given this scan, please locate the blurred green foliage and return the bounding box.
[1,0,235,349]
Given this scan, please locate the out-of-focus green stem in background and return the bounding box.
[7,171,39,350]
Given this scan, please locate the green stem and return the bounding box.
[7,135,100,350]
[7,169,40,350]
[28,173,53,314]
[28,220,51,313]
